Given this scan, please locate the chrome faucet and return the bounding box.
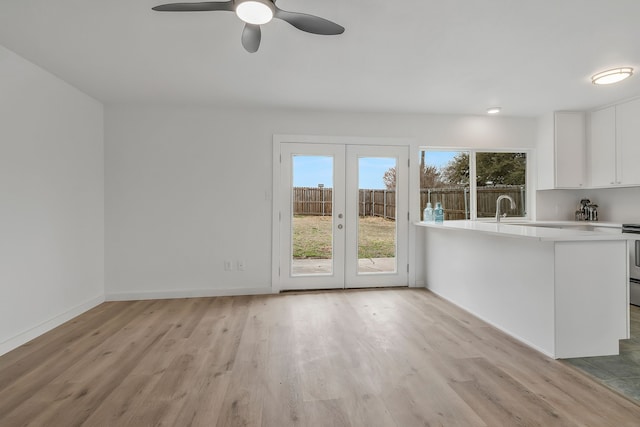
[495,195,516,223]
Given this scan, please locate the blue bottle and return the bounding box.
[435,202,444,223]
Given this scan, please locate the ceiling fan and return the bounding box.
[152,0,345,53]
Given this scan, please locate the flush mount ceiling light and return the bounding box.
[235,0,275,25]
[591,67,634,85]
[487,107,501,115]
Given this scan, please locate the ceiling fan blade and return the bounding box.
[152,1,234,12]
[241,24,261,53]
[273,8,344,35]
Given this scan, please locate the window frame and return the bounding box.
[418,147,532,221]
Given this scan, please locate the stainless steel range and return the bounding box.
[622,224,640,306]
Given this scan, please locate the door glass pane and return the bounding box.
[291,155,333,276]
[357,157,396,274]
[419,150,470,220]
[476,152,527,219]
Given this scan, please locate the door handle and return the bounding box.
[338,213,343,218]
[337,224,343,229]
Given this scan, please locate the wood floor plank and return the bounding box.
[341,393,398,427]
[214,296,270,427]
[258,296,307,427]
[467,324,640,426]
[1,288,640,426]
[449,357,572,426]
[0,301,139,390]
[3,300,173,426]
[302,398,352,427]
[84,296,247,427]
[0,300,158,419]
[381,375,487,427]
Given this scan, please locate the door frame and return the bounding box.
[271,134,418,293]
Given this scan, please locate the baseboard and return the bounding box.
[105,286,273,301]
[0,294,105,357]
[413,280,426,287]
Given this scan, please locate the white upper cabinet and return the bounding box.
[589,98,640,188]
[589,106,616,187]
[616,98,640,186]
[554,112,586,188]
[537,112,586,190]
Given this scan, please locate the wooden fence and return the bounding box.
[359,189,397,219]
[293,185,526,221]
[293,187,334,216]
[292,187,397,219]
[420,186,526,220]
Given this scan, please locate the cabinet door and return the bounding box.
[554,112,585,188]
[616,98,640,185]
[589,106,616,187]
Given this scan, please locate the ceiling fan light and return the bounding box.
[591,67,634,85]
[487,107,501,114]
[236,0,275,25]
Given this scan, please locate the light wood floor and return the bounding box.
[1,288,640,426]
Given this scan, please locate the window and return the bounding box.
[419,149,528,221]
[475,152,527,219]
[419,150,470,220]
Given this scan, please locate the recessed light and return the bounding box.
[487,107,501,115]
[591,67,634,85]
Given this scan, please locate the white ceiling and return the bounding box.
[1,0,639,117]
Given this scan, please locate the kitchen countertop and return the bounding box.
[508,220,622,228]
[415,220,634,242]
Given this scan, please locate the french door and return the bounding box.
[277,142,408,290]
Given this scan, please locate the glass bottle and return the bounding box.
[423,202,434,223]
[435,202,444,223]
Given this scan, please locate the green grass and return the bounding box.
[292,215,396,259]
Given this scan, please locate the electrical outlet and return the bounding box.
[237,260,245,271]
[224,260,233,271]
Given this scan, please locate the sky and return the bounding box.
[293,156,334,188]
[292,151,458,189]
[425,151,457,169]
[293,156,396,189]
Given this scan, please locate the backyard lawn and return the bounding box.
[293,215,396,259]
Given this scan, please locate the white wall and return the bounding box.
[105,106,536,298]
[0,45,104,355]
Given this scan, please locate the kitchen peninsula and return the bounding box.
[417,221,629,359]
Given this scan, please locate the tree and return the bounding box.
[383,167,396,189]
[383,163,444,190]
[476,152,526,186]
[421,165,442,188]
[441,153,470,186]
[441,152,526,186]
